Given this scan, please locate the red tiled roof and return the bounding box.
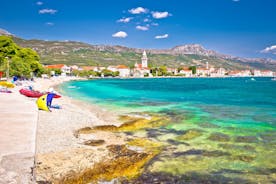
[181,69,191,72]
[117,65,129,69]
[44,64,65,69]
[197,68,209,71]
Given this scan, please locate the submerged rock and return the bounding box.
[234,136,258,143]
[198,122,220,129]
[173,149,230,157]
[83,139,105,146]
[208,132,230,142]
[176,129,203,141]
[118,116,169,132]
[219,144,256,152]
[92,125,118,131]
[233,155,255,162]
[123,171,252,184]
[259,132,276,143]
[74,127,93,137]
[36,144,158,184]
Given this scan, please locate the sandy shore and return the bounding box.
[35,77,125,153]
[34,77,137,183]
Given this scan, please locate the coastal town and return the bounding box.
[44,50,275,78]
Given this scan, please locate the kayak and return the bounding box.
[19,89,62,98]
[0,81,15,88]
[19,89,44,98]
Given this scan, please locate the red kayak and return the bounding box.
[19,89,61,98]
[19,89,44,98]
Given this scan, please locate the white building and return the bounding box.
[116,65,130,77]
[196,68,210,76]
[210,68,226,77]
[107,66,118,72]
[261,70,274,77]
[133,50,151,77]
[179,68,193,77]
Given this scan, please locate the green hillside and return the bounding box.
[12,37,275,71]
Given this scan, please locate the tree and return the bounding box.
[0,36,44,78]
[101,69,113,77]
[159,65,167,76]
[189,66,196,74]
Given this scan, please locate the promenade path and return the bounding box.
[0,89,37,184]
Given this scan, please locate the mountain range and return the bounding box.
[1,29,275,71]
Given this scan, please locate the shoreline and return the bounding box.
[35,76,125,153]
[35,76,149,183]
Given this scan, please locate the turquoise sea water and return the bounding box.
[61,77,276,183]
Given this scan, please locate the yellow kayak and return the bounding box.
[0,81,15,88]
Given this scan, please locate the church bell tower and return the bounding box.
[141,50,148,68]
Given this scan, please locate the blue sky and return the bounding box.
[0,0,275,59]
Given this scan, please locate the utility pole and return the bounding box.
[5,57,9,80]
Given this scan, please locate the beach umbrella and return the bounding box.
[36,93,55,112]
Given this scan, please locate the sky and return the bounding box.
[0,0,275,59]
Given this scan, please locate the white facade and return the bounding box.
[179,69,193,76]
[197,68,210,76]
[118,68,130,77]
[107,66,118,72]
[141,50,148,68]
[61,65,71,74]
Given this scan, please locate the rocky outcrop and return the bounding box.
[36,144,158,184]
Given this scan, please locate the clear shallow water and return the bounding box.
[61,78,276,183]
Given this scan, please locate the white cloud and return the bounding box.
[261,45,276,54]
[36,1,43,5]
[129,7,148,14]
[112,31,128,38]
[45,22,54,26]
[36,1,43,6]
[144,18,150,22]
[152,11,170,19]
[117,17,132,23]
[151,23,159,26]
[136,25,149,31]
[155,34,169,39]
[39,9,57,14]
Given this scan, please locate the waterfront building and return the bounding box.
[179,68,193,77]
[133,50,151,77]
[116,65,130,77]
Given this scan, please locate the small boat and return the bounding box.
[272,77,276,81]
[19,88,62,98]
[251,78,256,81]
[0,81,15,88]
[19,89,44,98]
